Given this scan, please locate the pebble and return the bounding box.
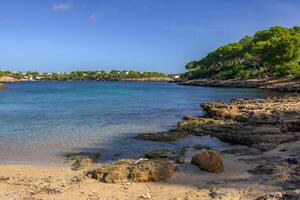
[141,192,152,199]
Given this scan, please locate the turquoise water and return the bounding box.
[0,81,283,165]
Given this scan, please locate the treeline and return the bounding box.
[0,71,9,77]
[183,26,300,80]
[2,70,169,81]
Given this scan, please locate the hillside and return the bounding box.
[183,26,300,80]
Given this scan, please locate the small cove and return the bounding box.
[0,81,285,165]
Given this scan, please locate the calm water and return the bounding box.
[0,81,283,165]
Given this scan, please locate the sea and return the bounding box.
[0,81,284,165]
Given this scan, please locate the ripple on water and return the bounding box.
[0,81,284,165]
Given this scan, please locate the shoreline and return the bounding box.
[1,140,299,199]
[0,83,6,89]
[1,95,299,199]
[179,77,300,92]
[3,76,300,93]
[1,81,299,199]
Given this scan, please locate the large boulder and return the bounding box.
[130,159,176,182]
[191,150,224,173]
[87,159,176,183]
[89,160,133,183]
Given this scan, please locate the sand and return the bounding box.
[2,141,299,200]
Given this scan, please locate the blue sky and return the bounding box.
[0,0,299,73]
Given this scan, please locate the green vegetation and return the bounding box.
[0,70,169,81]
[0,71,9,77]
[183,26,300,80]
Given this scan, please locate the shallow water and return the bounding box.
[0,81,284,165]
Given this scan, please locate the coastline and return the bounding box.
[179,77,300,92]
[1,94,299,199]
[1,78,174,83]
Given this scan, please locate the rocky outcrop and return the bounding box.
[0,83,7,89]
[87,159,176,183]
[136,95,300,151]
[191,150,224,173]
[120,77,174,82]
[180,77,300,92]
[0,76,18,83]
[178,95,300,150]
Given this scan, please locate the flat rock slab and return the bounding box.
[144,147,187,164]
[135,130,190,142]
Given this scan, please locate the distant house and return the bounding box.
[174,75,180,79]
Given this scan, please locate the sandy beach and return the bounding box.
[1,140,299,200]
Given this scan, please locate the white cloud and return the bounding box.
[89,13,97,20]
[52,4,72,12]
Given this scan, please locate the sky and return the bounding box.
[0,0,299,73]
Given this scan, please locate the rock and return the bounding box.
[251,143,278,152]
[284,158,298,165]
[0,83,7,89]
[191,150,224,173]
[179,77,300,93]
[121,77,174,82]
[71,158,95,171]
[248,146,300,191]
[65,151,100,171]
[136,130,190,142]
[87,159,175,183]
[141,192,152,199]
[169,96,300,150]
[89,161,132,183]
[144,147,186,164]
[0,76,18,83]
[255,192,300,200]
[222,147,262,155]
[66,151,100,161]
[255,193,284,200]
[71,175,85,183]
[192,144,212,150]
[0,176,10,182]
[130,159,176,182]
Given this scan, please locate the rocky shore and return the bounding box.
[0,83,6,89]
[0,76,18,83]
[120,77,174,82]
[1,140,299,199]
[180,77,300,92]
[137,95,300,150]
[134,95,300,199]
